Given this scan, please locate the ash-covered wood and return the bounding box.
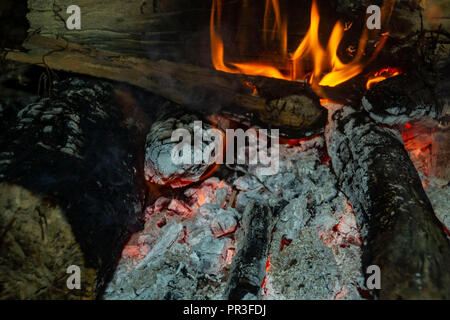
[144,103,218,188]
[224,201,276,300]
[326,105,450,299]
[0,78,146,299]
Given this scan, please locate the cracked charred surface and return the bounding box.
[144,103,216,188]
[363,71,449,126]
[326,105,450,299]
[224,201,276,300]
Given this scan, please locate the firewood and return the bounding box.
[363,71,449,125]
[24,0,211,63]
[0,78,146,299]
[325,105,450,299]
[5,35,327,136]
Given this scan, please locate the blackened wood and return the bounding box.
[362,71,449,125]
[225,201,273,300]
[0,0,28,51]
[0,78,146,299]
[326,106,450,299]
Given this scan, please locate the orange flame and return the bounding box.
[211,0,394,91]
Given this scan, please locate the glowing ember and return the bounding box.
[244,81,259,96]
[261,256,272,289]
[366,67,402,89]
[265,256,272,273]
[334,286,347,300]
[211,0,394,93]
[225,248,235,265]
[320,200,362,248]
[280,235,293,251]
[399,122,434,178]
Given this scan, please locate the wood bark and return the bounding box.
[326,105,450,299]
[0,78,146,299]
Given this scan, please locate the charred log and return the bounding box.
[0,0,28,52]
[224,201,273,300]
[224,200,287,300]
[325,105,450,299]
[362,71,449,126]
[0,78,146,299]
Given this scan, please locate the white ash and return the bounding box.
[232,134,366,300]
[264,227,343,300]
[106,133,367,300]
[103,179,236,300]
[233,136,333,208]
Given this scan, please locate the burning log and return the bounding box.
[21,0,443,66]
[0,78,146,299]
[325,105,450,299]
[363,71,449,125]
[5,35,326,136]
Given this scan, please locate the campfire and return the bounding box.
[210,0,393,89]
[0,0,449,301]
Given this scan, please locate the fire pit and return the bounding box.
[0,0,449,300]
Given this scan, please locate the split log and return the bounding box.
[0,78,146,299]
[325,105,450,299]
[5,35,327,136]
